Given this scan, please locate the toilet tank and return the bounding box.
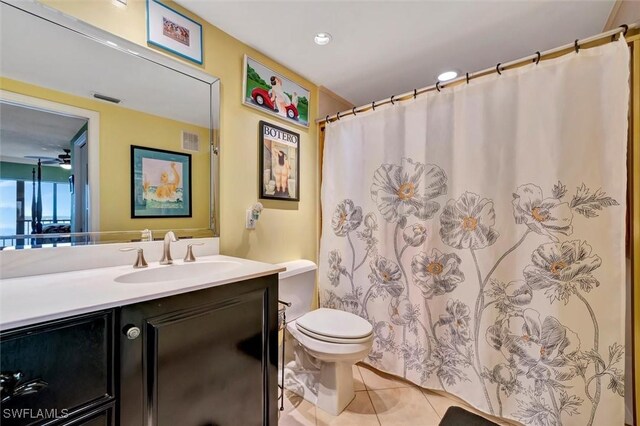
[277,260,317,321]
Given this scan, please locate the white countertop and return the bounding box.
[0,255,285,331]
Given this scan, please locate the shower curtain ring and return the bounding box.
[390,95,395,105]
[414,89,417,99]
[496,63,502,75]
[620,24,629,36]
[466,73,470,84]
[574,39,580,53]
[534,51,541,65]
[436,81,441,92]
[372,101,376,111]
[336,112,341,120]
[326,115,330,123]
[352,107,357,116]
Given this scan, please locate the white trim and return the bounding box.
[0,90,101,232]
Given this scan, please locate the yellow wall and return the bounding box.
[40,0,319,264]
[0,77,210,232]
[318,86,354,120]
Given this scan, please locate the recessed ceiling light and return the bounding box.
[314,33,332,46]
[437,71,458,82]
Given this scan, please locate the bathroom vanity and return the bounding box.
[0,1,282,423]
[0,252,282,426]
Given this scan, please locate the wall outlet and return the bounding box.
[246,209,256,230]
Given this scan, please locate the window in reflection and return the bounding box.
[0,179,72,248]
[0,180,16,236]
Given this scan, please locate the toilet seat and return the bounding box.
[295,308,373,344]
[296,325,373,344]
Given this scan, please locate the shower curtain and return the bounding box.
[319,38,629,426]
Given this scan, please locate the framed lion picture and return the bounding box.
[131,146,192,218]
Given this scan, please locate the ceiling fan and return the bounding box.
[24,148,72,169]
[58,149,71,169]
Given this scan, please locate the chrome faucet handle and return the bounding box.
[183,243,204,263]
[119,247,148,268]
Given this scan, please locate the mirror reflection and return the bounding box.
[0,1,220,249]
[0,104,87,246]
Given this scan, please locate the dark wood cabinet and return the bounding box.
[0,274,278,426]
[0,311,114,426]
[118,275,278,426]
[61,403,114,426]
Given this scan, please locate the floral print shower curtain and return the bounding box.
[319,39,629,426]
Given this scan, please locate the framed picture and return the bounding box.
[259,121,300,201]
[243,55,310,128]
[146,0,203,65]
[131,146,192,218]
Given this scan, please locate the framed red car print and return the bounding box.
[243,55,310,128]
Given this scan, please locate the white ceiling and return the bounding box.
[0,103,87,165]
[177,0,616,106]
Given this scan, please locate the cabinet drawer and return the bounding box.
[1,311,114,426]
[62,403,114,426]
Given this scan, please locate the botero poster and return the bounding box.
[243,55,310,128]
[259,121,300,201]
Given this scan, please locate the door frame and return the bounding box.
[0,90,100,232]
[629,33,640,426]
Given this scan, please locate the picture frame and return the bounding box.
[146,0,203,65]
[259,121,300,201]
[131,145,192,218]
[243,55,311,128]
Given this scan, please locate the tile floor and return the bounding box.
[278,363,522,426]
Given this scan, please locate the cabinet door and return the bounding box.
[119,276,278,426]
[61,403,114,426]
[0,312,114,426]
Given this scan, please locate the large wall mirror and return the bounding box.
[0,0,220,249]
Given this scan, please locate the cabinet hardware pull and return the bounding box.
[123,325,141,340]
[1,371,48,403]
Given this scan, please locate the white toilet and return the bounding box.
[278,260,373,415]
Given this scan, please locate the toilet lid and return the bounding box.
[295,308,373,340]
[295,325,373,344]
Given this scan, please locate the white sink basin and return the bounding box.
[114,261,241,284]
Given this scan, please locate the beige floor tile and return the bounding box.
[369,387,440,425]
[358,364,414,390]
[278,390,316,426]
[353,365,366,391]
[422,389,523,426]
[420,388,464,418]
[316,391,380,426]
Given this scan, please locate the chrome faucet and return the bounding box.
[159,231,178,265]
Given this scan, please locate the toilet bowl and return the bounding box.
[278,261,373,416]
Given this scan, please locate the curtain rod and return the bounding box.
[318,23,638,126]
